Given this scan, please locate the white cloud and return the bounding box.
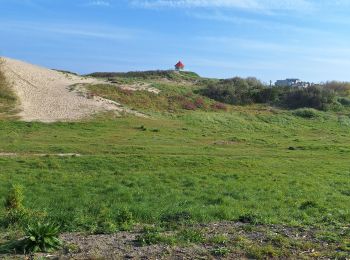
[87,0,111,7]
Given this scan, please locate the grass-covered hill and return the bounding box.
[0,68,349,258]
[87,70,201,82]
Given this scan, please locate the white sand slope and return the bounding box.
[1,57,142,122]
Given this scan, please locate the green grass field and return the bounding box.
[0,71,349,257]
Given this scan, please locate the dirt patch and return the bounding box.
[10,222,346,259]
[0,152,17,157]
[0,152,82,157]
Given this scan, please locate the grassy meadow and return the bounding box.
[0,71,349,257]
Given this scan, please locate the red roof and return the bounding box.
[175,61,185,68]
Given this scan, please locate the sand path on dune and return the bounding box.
[1,57,143,122]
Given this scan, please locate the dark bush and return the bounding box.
[338,97,350,106]
[280,86,335,110]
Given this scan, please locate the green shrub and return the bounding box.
[292,108,320,118]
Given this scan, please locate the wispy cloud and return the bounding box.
[0,20,135,40]
[130,0,314,12]
[86,0,111,7]
[189,11,331,36]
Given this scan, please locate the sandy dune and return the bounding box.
[1,57,142,122]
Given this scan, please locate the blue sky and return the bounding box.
[1,0,350,82]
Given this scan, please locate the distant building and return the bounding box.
[275,78,310,88]
[175,61,185,71]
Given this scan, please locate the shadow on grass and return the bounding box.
[0,239,26,255]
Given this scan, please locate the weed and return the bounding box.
[177,229,205,244]
[299,201,318,210]
[211,246,230,256]
[136,227,175,246]
[238,213,261,225]
[4,185,24,211]
[116,208,134,231]
[161,211,192,224]
[246,244,282,259]
[138,125,147,131]
[210,234,229,245]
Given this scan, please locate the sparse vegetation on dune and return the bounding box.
[0,59,17,117]
[1,68,350,258]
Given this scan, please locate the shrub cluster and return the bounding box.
[201,77,337,110]
[201,77,265,105]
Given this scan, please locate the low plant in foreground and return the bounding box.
[0,222,62,254]
[23,222,62,253]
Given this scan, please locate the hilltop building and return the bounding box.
[275,78,310,88]
[175,61,185,71]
